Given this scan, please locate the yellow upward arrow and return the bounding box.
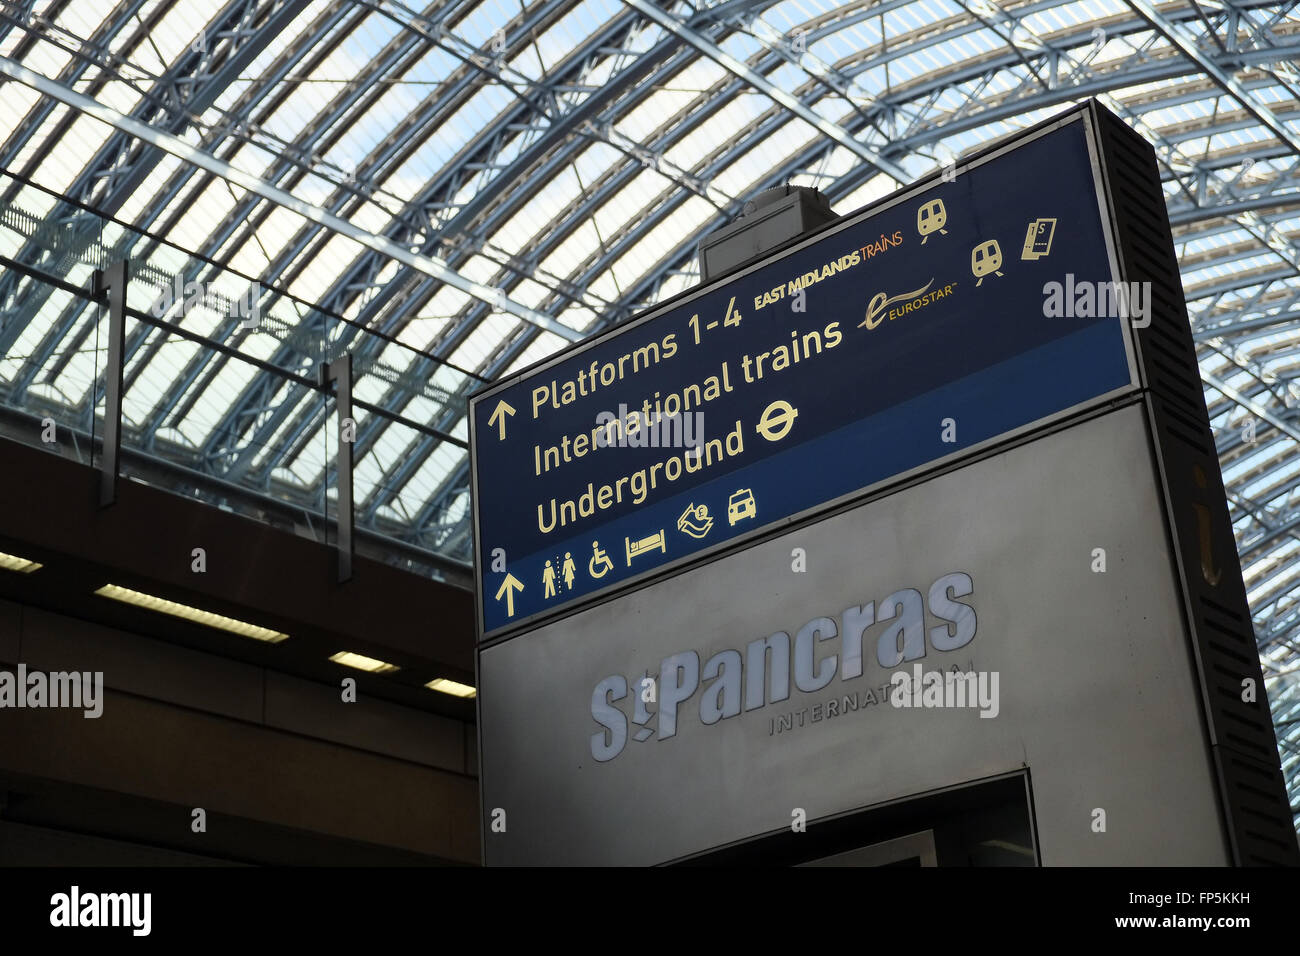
[487,399,516,440]
[494,573,524,617]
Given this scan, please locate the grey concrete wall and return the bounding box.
[0,603,479,862]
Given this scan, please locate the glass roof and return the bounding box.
[1,0,1299,823]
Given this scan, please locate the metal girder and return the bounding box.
[183,4,661,486]
[1112,1,1300,295]
[127,0,361,245]
[1240,512,1300,570]
[2,0,579,442]
[1197,306,1300,341]
[1172,188,1300,227]
[0,0,153,174]
[1260,605,1300,651]
[0,0,307,378]
[1126,0,1300,155]
[67,0,307,212]
[1204,371,1300,442]
[623,0,908,183]
[22,2,364,447]
[1190,264,1295,301]
[0,57,579,340]
[0,64,533,515]
[133,3,436,450]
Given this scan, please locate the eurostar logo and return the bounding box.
[861,278,959,330]
[862,279,934,329]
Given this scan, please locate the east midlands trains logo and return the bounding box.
[590,571,977,762]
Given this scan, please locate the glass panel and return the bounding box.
[0,166,480,575]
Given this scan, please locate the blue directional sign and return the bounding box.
[470,116,1138,637]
